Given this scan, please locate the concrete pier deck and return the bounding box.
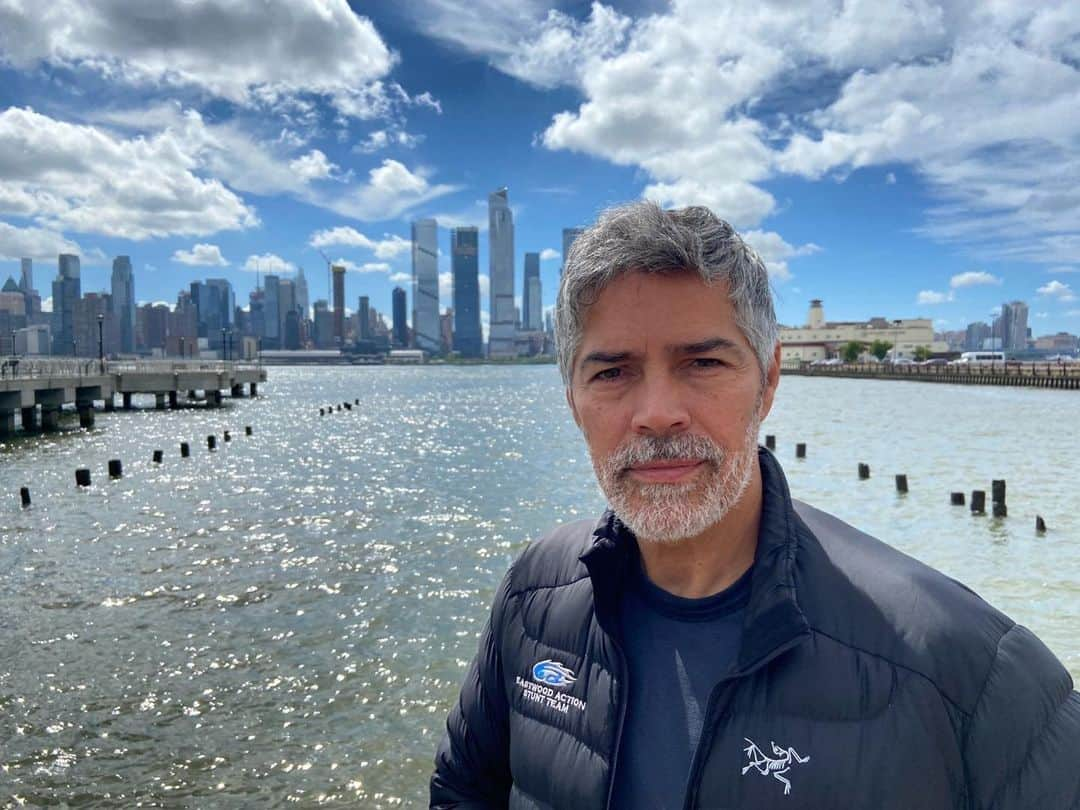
[781,361,1080,389]
[0,359,267,434]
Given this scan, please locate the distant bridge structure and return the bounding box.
[0,359,266,434]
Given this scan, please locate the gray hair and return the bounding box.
[555,200,778,385]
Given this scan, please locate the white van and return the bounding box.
[951,351,1005,364]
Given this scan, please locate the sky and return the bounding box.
[0,0,1079,338]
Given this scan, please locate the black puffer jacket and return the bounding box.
[431,451,1080,808]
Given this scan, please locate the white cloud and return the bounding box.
[172,243,228,267]
[950,271,1002,289]
[886,172,897,185]
[742,230,820,282]
[289,150,338,182]
[388,271,411,284]
[243,253,295,273]
[1048,265,1079,274]
[1037,280,1076,301]
[324,159,459,221]
[0,107,259,240]
[439,271,453,306]
[353,128,424,154]
[418,1,1080,266]
[917,290,953,305]
[308,226,410,258]
[1035,311,1049,319]
[539,248,560,261]
[0,220,81,261]
[0,0,408,121]
[349,261,391,274]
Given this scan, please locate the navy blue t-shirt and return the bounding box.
[610,554,752,809]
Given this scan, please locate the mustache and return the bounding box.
[606,434,725,474]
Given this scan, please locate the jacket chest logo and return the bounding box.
[514,659,587,716]
[741,737,810,796]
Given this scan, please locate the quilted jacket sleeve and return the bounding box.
[963,623,1080,809]
[430,571,514,809]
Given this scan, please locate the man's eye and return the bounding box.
[593,367,622,381]
[692,358,724,368]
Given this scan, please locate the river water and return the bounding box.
[1,366,1077,807]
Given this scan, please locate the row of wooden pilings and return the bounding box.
[15,424,255,508]
[763,434,1048,534]
[319,399,360,416]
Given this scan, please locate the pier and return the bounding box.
[781,361,1080,389]
[0,359,266,434]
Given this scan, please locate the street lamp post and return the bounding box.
[9,329,15,358]
[221,327,227,362]
[97,313,105,374]
[179,335,185,360]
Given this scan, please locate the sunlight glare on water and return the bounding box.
[1,366,1077,806]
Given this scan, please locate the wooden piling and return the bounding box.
[75,468,91,487]
[795,443,806,458]
[153,450,164,463]
[992,502,1007,518]
[108,459,123,479]
[765,435,776,451]
[207,435,216,451]
[991,479,1006,506]
[950,492,965,506]
[1036,515,1047,533]
[858,463,870,479]
[970,490,986,514]
[19,487,30,508]
[895,474,908,493]
[224,430,231,442]
[181,442,190,458]
[245,425,253,436]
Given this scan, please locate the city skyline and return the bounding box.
[0,2,1079,338]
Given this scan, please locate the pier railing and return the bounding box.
[782,361,1080,389]
[1,358,260,381]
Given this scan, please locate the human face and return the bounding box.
[566,271,780,543]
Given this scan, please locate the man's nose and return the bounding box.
[630,375,690,436]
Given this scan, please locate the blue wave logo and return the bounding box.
[532,659,577,688]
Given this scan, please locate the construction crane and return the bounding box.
[317,248,333,306]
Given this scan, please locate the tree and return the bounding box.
[841,341,863,363]
[913,345,932,362]
[870,340,893,361]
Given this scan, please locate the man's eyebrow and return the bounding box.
[580,350,632,366]
[671,337,743,354]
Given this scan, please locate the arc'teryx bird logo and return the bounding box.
[741,737,810,796]
[531,659,577,688]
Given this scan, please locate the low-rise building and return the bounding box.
[780,299,945,362]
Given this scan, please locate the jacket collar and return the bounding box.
[579,447,810,673]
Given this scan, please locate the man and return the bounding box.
[430,202,1080,809]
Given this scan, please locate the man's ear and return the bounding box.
[566,385,581,428]
[758,342,782,421]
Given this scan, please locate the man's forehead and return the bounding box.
[578,272,740,344]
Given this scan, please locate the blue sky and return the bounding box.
[1,0,1078,337]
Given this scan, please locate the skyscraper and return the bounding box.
[358,295,371,340]
[523,251,541,331]
[110,255,135,354]
[263,275,281,348]
[562,227,585,276]
[278,279,298,349]
[411,218,440,353]
[1000,301,1029,353]
[488,188,516,357]
[19,258,32,293]
[332,264,346,346]
[294,266,310,321]
[451,226,483,358]
[392,286,408,348]
[52,253,81,355]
